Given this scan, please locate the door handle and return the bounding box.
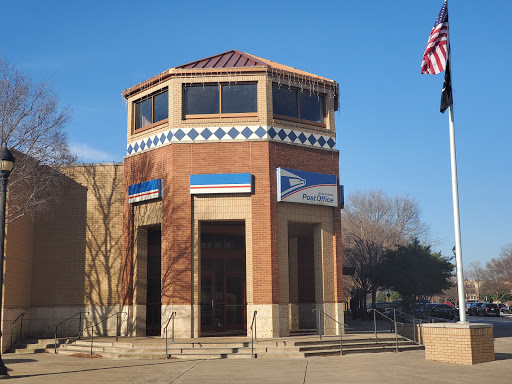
[211,299,214,308]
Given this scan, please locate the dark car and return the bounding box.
[478,303,500,317]
[498,303,508,314]
[425,303,459,321]
[468,302,484,316]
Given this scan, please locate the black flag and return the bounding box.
[440,59,453,113]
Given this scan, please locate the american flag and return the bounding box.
[421,1,449,74]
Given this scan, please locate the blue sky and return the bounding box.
[1,0,510,268]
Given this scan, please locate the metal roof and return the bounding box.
[175,50,267,69]
[122,50,337,98]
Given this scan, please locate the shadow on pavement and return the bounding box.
[3,359,37,365]
[6,358,203,379]
[494,353,512,361]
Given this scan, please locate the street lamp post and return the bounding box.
[0,147,15,378]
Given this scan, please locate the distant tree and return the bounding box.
[466,246,512,303]
[376,290,401,303]
[465,261,486,300]
[373,239,454,312]
[0,57,75,221]
[342,190,429,309]
[488,244,512,285]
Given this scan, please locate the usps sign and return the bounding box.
[128,179,162,204]
[190,173,253,195]
[277,168,338,207]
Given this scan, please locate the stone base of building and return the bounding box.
[423,322,494,365]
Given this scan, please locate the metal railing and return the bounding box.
[9,312,24,350]
[368,308,400,352]
[87,311,126,355]
[164,312,176,359]
[312,308,346,356]
[250,311,257,358]
[50,311,89,354]
[390,309,427,345]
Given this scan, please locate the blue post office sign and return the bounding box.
[277,168,338,207]
[128,179,162,204]
[190,173,253,195]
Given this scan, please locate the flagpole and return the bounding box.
[444,0,466,324]
[448,104,466,323]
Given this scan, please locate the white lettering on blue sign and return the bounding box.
[190,173,253,195]
[128,179,162,204]
[277,168,338,207]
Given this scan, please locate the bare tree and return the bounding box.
[0,57,75,220]
[342,190,429,309]
[482,244,512,302]
[493,243,512,283]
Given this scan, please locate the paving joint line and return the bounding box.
[170,359,206,383]
[302,359,309,384]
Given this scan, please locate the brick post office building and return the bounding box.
[122,50,343,338]
[2,50,343,347]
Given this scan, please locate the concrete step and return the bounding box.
[8,337,77,354]
[9,335,424,360]
[303,343,425,357]
[60,345,105,353]
[167,352,255,359]
[73,340,114,347]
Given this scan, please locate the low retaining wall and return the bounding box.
[397,323,423,344]
[422,322,494,365]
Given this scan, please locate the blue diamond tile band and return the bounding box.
[126,126,336,156]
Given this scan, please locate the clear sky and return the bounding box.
[1,0,510,268]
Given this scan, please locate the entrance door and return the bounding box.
[200,223,246,335]
[146,228,161,336]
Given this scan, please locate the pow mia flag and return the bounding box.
[440,59,453,113]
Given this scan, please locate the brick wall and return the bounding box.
[5,163,124,308]
[123,141,342,308]
[5,214,34,307]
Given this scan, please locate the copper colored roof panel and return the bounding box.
[174,50,334,82]
[175,50,268,70]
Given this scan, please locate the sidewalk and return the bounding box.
[5,337,512,383]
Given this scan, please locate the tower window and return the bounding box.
[183,83,257,119]
[273,84,325,125]
[134,88,168,131]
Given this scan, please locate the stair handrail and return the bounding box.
[368,308,408,352]
[164,311,176,359]
[312,308,347,356]
[49,311,89,354]
[250,311,257,358]
[87,311,127,355]
[8,312,24,351]
[387,308,428,345]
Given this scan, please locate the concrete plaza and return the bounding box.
[3,335,512,383]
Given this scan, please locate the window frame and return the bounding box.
[183,82,258,120]
[133,87,169,133]
[272,83,326,128]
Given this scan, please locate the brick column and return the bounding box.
[423,323,494,365]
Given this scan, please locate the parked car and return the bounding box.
[424,303,459,321]
[468,302,484,316]
[478,303,500,317]
[498,303,509,314]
